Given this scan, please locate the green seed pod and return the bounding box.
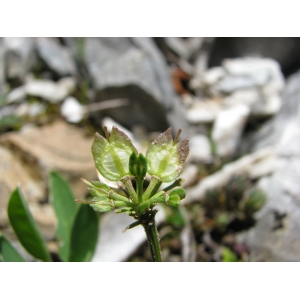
[91,126,138,181]
[146,128,189,182]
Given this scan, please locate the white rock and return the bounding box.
[252,94,282,117]
[57,77,76,95]
[223,57,284,86]
[223,89,261,108]
[60,97,84,123]
[186,100,221,123]
[25,78,75,103]
[218,75,257,93]
[224,88,282,117]
[92,207,165,262]
[188,134,212,162]
[217,57,285,94]
[201,66,225,86]
[212,104,250,157]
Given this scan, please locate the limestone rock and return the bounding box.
[84,37,188,134]
[212,104,250,157]
[4,37,36,81]
[208,37,300,76]
[36,37,76,77]
[184,147,276,204]
[25,77,76,103]
[92,207,165,262]
[186,99,221,124]
[0,38,7,95]
[60,97,84,123]
[236,70,300,261]
[188,134,212,163]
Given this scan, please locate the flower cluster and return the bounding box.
[77,126,189,227]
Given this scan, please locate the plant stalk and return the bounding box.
[141,210,162,262]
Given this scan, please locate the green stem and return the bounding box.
[141,210,162,262]
[143,176,162,201]
[121,176,138,203]
[136,177,144,204]
[163,178,184,192]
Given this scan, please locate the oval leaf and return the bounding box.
[0,233,25,262]
[69,205,99,262]
[7,187,51,262]
[49,171,78,262]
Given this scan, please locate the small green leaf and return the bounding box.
[222,247,239,262]
[115,207,133,214]
[7,187,51,262]
[244,190,266,214]
[90,203,112,213]
[168,188,186,207]
[49,171,78,262]
[0,233,25,262]
[69,205,99,262]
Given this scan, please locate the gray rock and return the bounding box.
[0,105,16,118]
[84,37,188,133]
[36,37,76,77]
[218,57,285,94]
[237,70,300,261]
[208,37,300,76]
[164,37,205,60]
[0,38,8,95]
[212,104,250,157]
[6,86,26,103]
[14,102,46,117]
[4,37,36,81]
[239,70,300,154]
[184,147,276,204]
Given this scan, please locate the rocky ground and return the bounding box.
[1,37,300,261]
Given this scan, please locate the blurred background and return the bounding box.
[1,37,300,262]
